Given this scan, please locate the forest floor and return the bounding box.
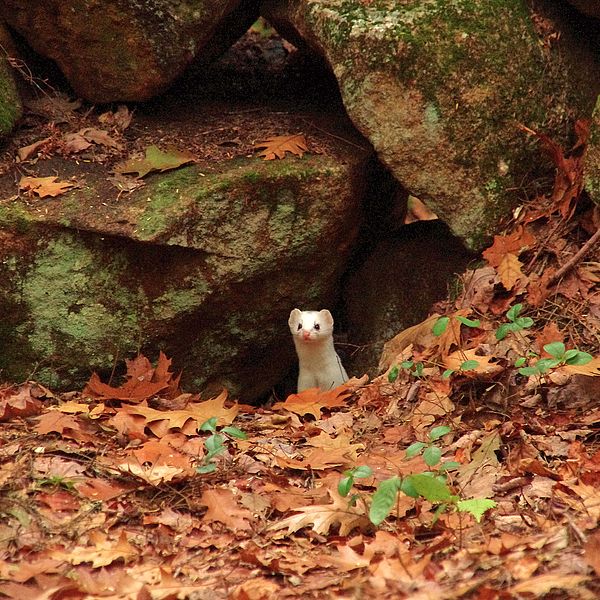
[1,24,600,600]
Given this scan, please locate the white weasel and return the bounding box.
[288,308,349,392]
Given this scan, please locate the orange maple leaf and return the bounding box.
[84,352,178,403]
[0,384,43,421]
[34,411,81,435]
[272,387,350,419]
[255,134,308,160]
[19,175,74,198]
[482,226,536,268]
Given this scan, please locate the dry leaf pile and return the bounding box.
[1,70,600,600]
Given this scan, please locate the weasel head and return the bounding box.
[289,308,334,344]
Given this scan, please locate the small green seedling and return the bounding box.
[196,417,247,474]
[338,465,373,498]
[518,341,593,377]
[337,426,496,527]
[405,425,459,471]
[433,315,480,337]
[495,303,533,340]
[442,359,480,379]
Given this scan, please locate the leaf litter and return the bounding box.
[1,83,600,600]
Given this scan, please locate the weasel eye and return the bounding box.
[297,323,302,330]
[314,323,320,331]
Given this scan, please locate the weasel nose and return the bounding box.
[302,330,311,340]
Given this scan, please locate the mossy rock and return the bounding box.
[0,48,21,137]
[263,0,599,249]
[0,154,366,399]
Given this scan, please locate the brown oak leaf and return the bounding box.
[19,175,74,198]
[255,134,308,160]
[199,488,253,531]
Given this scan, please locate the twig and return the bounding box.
[547,226,600,286]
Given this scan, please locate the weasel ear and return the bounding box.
[289,308,301,326]
[319,309,334,327]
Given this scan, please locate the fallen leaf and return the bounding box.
[98,105,133,131]
[80,127,122,150]
[84,352,177,403]
[255,134,308,160]
[51,531,136,568]
[497,253,527,290]
[19,176,74,198]
[509,574,589,595]
[34,411,81,435]
[199,488,254,531]
[0,385,43,421]
[269,485,369,536]
[17,137,52,162]
[36,490,80,512]
[443,348,504,379]
[482,226,536,267]
[62,132,92,153]
[272,387,350,419]
[75,478,132,501]
[114,145,195,178]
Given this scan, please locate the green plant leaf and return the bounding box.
[405,441,427,457]
[460,359,479,371]
[456,498,497,522]
[495,323,513,340]
[352,466,373,478]
[535,357,561,373]
[543,341,565,358]
[196,463,217,474]
[439,461,461,472]
[401,360,414,369]
[338,475,353,497]
[514,356,526,367]
[518,365,540,376]
[506,304,523,321]
[433,316,449,336]
[204,434,225,459]
[400,477,419,498]
[406,473,456,503]
[563,349,579,361]
[432,503,448,525]
[442,368,454,379]
[514,316,534,329]
[423,445,442,467]
[199,417,218,432]
[414,362,424,377]
[221,426,247,440]
[456,316,481,328]
[388,365,399,383]
[369,477,402,525]
[429,426,452,441]
[566,351,593,365]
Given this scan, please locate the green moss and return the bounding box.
[20,235,145,370]
[0,204,33,233]
[152,282,209,320]
[0,56,21,136]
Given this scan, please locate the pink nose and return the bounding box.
[303,331,311,340]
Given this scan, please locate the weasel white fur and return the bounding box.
[288,308,349,392]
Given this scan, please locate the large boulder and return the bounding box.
[0,23,21,136]
[0,154,367,399]
[585,96,600,205]
[0,0,259,102]
[343,220,473,377]
[262,0,600,249]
